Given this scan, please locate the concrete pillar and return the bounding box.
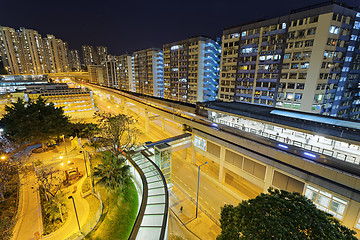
[263,166,274,193]
[191,144,196,164]
[145,109,150,134]
[218,146,226,183]
[162,118,166,131]
[182,148,188,160]
[137,106,141,116]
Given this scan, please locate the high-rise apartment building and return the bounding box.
[43,35,70,73]
[58,41,70,72]
[0,26,72,75]
[88,65,104,85]
[43,35,62,73]
[219,2,360,119]
[18,28,48,74]
[163,36,220,103]
[82,45,100,66]
[115,54,134,92]
[69,49,81,71]
[97,46,108,63]
[102,57,118,88]
[0,26,28,74]
[133,48,163,97]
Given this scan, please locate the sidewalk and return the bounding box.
[169,186,221,240]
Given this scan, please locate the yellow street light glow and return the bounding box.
[59,156,64,159]
[1,156,6,160]
[108,106,110,108]
[61,162,64,166]
[68,160,70,164]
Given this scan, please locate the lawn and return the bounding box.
[86,182,138,240]
[0,170,19,240]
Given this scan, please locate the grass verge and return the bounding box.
[86,182,138,240]
[84,193,100,224]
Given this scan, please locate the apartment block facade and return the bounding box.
[133,48,163,97]
[115,54,134,92]
[69,49,81,71]
[163,36,220,104]
[82,45,100,66]
[220,2,360,119]
[0,27,28,74]
[0,26,72,75]
[97,46,108,63]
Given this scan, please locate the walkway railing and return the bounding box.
[127,148,169,240]
[216,118,359,164]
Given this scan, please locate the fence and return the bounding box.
[64,190,103,240]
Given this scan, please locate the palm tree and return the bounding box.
[93,152,130,193]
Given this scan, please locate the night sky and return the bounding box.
[2,0,359,55]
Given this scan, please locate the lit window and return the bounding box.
[354,21,360,30]
[356,215,360,230]
[300,63,309,69]
[193,135,206,151]
[305,185,348,220]
[329,26,339,34]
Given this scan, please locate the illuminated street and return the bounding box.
[92,86,247,221]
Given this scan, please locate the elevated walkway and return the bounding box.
[127,149,169,240]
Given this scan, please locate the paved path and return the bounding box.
[11,167,42,240]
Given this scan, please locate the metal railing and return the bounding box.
[217,119,359,164]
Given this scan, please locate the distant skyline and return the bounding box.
[2,0,359,55]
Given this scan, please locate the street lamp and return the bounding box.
[68,196,81,231]
[196,161,208,219]
[80,150,89,177]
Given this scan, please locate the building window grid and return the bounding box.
[356,214,360,230]
[193,135,206,151]
[305,185,347,220]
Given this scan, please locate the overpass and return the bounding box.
[48,72,89,80]
[81,82,360,236]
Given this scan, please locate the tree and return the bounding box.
[69,122,98,138]
[0,160,16,200]
[96,112,140,156]
[217,188,358,240]
[93,151,130,194]
[36,168,62,201]
[0,97,70,150]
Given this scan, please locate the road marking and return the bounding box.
[184,183,188,187]
[211,207,216,211]
[204,201,209,205]
[203,186,208,190]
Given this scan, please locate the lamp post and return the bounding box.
[68,196,81,231]
[196,161,208,219]
[80,150,89,177]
